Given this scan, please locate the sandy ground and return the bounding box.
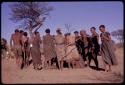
[1,47,124,84]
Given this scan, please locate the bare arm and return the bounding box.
[34,22,42,32]
[10,34,13,48]
[97,34,99,43]
[28,24,34,38]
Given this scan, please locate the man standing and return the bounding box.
[10,29,23,69]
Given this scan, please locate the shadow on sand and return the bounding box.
[89,66,105,71]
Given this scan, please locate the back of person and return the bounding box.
[12,33,21,46]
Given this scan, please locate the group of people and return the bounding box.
[2,24,118,72]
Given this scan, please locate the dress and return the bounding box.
[30,36,42,66]
[65,35,80,61]
[43,35,57,61]
[100,32,117,65]
[55,34,65,61]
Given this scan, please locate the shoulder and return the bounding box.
[43,35,45,38]
[11,34,15,38]
[100,33,103,37]
[86,35,91,38]
[105,31,110,35]
[11,33,15,37]
[50,35,54,38]
[95,33,99,37]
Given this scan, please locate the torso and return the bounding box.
[91,33,99,45]
[55,34,65,44]
[100,32,110,42]
[12,33,21,46]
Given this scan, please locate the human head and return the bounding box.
[80,30,86,36]
[56,28,62,35]
[99,25,105,32]
[20,30,24,34]
[23,32,28,36]
[1,38,7,45]
[64,33,70,37]
[90,27,96,33]
[67,33,70,36]
[45,28,50,34]
[34,31,39,35]
[15,29,19,33]
[74,31,79,37]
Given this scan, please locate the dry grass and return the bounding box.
[1,47,124,84]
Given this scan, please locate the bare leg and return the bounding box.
[19,57,23,68]
[109,65,111,72]
[60,60,64,69]
[67,60,71,68]
[71,60,75,68]
[48,60,51,69]
[44,60,48,69]
[58,60,61,69]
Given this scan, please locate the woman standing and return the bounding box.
[43,29,57,69]
[29,27,42,70]
[55,28,65,69]
[99,25,117,72]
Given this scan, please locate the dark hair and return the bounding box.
[90,27,96,30]
[23,32,27,36]
[20,30,24,33]
[34,31,39,35]
[56,30,62,34]
[1,38,7,44]
[64,33,70,37]
[45,29,50,33]
[74,31,79,34]
[15,29,19,33]
[67,33,70,35]
[99,25,105,28]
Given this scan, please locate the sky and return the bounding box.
[1,2,123,43]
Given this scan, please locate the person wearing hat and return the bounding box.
[54,28,65,69]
